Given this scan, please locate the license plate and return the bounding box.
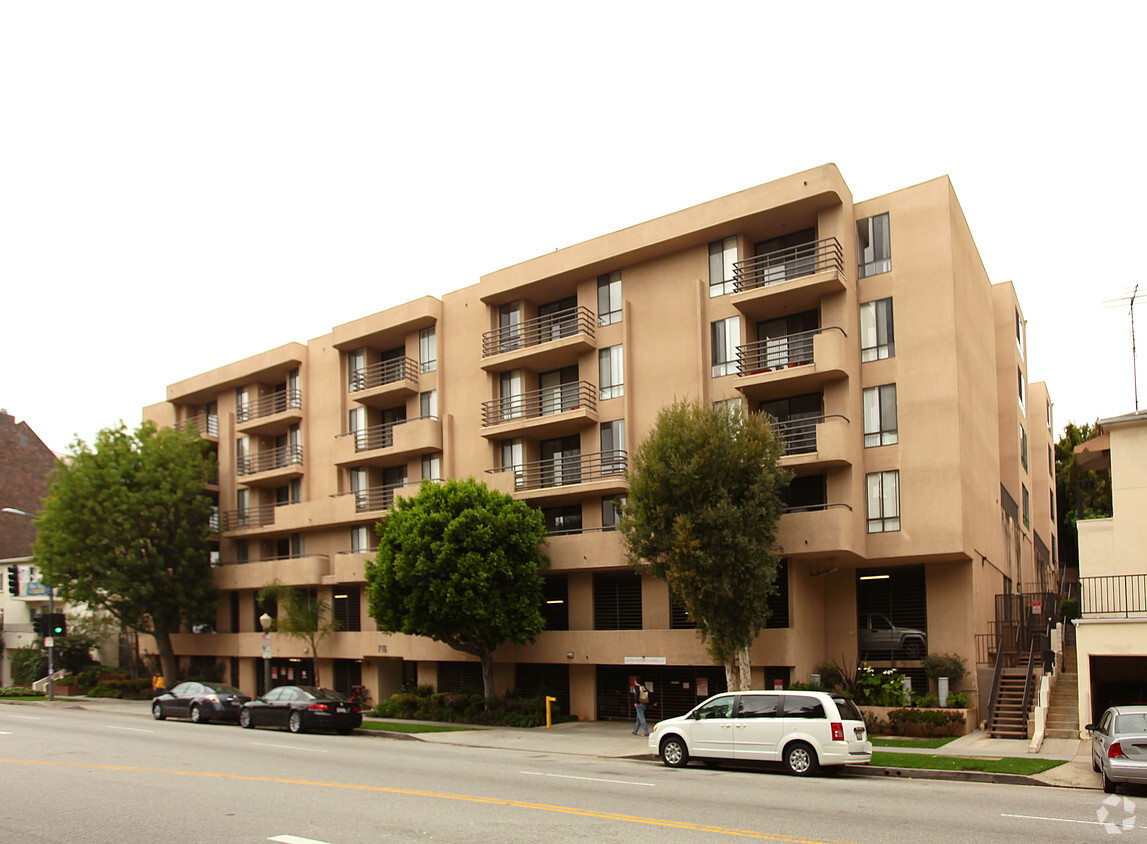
[854,727,865,739]
[335,705,346,713]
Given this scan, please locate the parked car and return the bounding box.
[1087,705,1147,793]
[859,613,926,657]
[152,682,251,724]
[239,685,362,735]
[649,690,871,775]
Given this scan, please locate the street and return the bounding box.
[1,705,1140,843]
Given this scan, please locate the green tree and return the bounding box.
[1055,420,1113,567]
[367,478,549,700]
[257,580,339,687]
[620,399,790,691]
[32,421,217,685]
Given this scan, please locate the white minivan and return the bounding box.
[649,690,871,775]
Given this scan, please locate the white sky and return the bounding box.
[2,2,1144,455]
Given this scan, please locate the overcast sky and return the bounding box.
[2,2,1143,455]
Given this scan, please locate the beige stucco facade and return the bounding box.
[1075,411,1147,730]
[144,165,1056,721]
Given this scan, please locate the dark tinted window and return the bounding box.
[204,683,243,696]
[833,696,865,722]
[781,695,825,719]
[694,695,735,720]
[738,695,780,718]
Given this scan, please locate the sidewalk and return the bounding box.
[10,697,1098,789]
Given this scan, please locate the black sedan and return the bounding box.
[152,682,251,724]
[239,686,362,734]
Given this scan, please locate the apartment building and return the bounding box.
[144,164,1056,722]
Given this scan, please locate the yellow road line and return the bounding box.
[0,758,861,843]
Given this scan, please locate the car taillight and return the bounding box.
[205,695,219,702]
[831,722,844,742]
[1109,741,1126,759]
[308,703,330,712]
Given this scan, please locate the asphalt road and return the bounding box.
[1,705,1141,843]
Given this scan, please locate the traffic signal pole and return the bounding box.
[47,586,55,702]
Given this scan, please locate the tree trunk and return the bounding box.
[479,649,496,704]
[152,628,178,688]
[724,644,752,691]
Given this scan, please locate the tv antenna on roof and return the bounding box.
[1103,285,1141,411]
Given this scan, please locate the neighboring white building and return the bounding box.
[1075,410,1147,731]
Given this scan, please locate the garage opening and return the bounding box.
[1089,655,1147,723]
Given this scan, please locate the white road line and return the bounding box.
[520,770,655,787]
[0,730,11,735]
[251,742,328,753]
[106,725,154,733]
[268,836,333,844]
[1002,813,1146,829]
[6,714,41,720]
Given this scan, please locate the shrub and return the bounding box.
[813,662,843,691]
[863,709,889,735]
[89,678,152,699]
[0,686,44,698]
[911,692,939,708]
[945,690,968,708]
[1060,598,1080,624]
[10,646,47,687]
[369,688,562,727]
[886,708,965,737]
[856,665,909,707]
[922,653,966,683]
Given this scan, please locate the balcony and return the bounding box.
[777,502,858,558]
[736,327,847,400]
[334,416,442,467]
[349,357,419,407]
[219,503,280,533]
[486,450,628,502]
[731,237,846,318]
[481,382,598,439]
[236,445,304,486]
[180,412,219,440]
[1081,574,1147,618]
[339,478,441,515]
[236,389,303,435]
[772,414,851,469]
[481,306,597,373]
[545,529,624,571]
[214,554,331,590]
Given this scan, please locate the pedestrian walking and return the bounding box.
[632,677,649,736]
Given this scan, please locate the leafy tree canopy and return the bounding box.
[366,478,549,699]
[1054,420,1113,566]
[620,399,790,690]
[33,421,217,683]
[257,580,339,687]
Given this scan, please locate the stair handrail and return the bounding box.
[986,637,1006,734]
[1019,632,1039,736]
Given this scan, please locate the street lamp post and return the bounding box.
[259,612,273,695]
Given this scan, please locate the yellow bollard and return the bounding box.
[545,695,557,728]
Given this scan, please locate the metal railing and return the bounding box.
[732,237,844,293]
[782,501,852,515]
[769,413,847,456]
[349,357,419,393]
[236,389,302,423]
[736,327,844,376]
[338,478,443,513]
[1081,573,1147,617]
[181,412,218,437]
[481,306,596,357]
[481,381,597,426]
[237,444,303,476]
[345,415,437,452]
[219,503,279,531]
[487,450,628,492]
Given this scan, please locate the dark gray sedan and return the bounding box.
[1087,705,1147,793]
[239,686,362,734]
[152,682,251,724]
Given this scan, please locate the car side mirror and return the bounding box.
[1085,724,1096,733]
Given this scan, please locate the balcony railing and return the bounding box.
[732,237,844,293]
[237,445,303,476]
[737,327,838,375]
[1081,574,1147,617]
[349,415,436,452]
[481,381,597,427]
[236,389,301,423]
[349,357,419,393]
[769,414,846,456]
[219,503,279,531]
[341,478,442,513]
[481,306,596,358]
[487,450,627,492]
[181,412,218,437]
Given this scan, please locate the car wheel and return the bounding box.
[289,711,304,734]
[784,741,819,777]
[659,736,689,768]
[1093,755,1100,773]
[1103,769,1117,794]
[152,701,166,721]
[239,708,253,729]
[190,704,208,724]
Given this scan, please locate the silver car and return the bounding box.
[1087,706,1147,793]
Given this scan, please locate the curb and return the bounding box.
[850,765,1040,786]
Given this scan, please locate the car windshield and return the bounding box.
[298,687,349,701]
[833,697,865,722]
[1116,713,1147,735]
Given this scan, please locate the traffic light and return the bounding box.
[6,565,17,596]
[33,614,47,637]
[47,613,66,638]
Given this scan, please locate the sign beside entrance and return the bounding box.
[624,657,666,665]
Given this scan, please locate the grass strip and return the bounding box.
[870,751,1065,775]
[359,720,475,734]
[870,736,959,749]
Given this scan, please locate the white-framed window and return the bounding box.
[1020,425,1028,472]
[498,302,522,351]
[501,438,524,489]
[600,420,625,474]
[350,525,371,554]
[348,349,366,390]
[600,345,624,399]
[235,435,250,474]
[348,406,366,449]
[235,386,250,422]
[1018,367,1026,411]
[350,467,368,509]
[1015,308,1025,359]
[236,488,249,526]
[857,213,891,277]
[421,452,441,481]
[419,327,437,373]
[863,384,898,447]
[866,470,900,533]
[598,271,622,326]
[420,389,438,419]
[602,495,626,531]
[860,298,895,362]
[714,397,743,420]
[500,370,523,419]
[710,317,740,377]
[709,236,738,297]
